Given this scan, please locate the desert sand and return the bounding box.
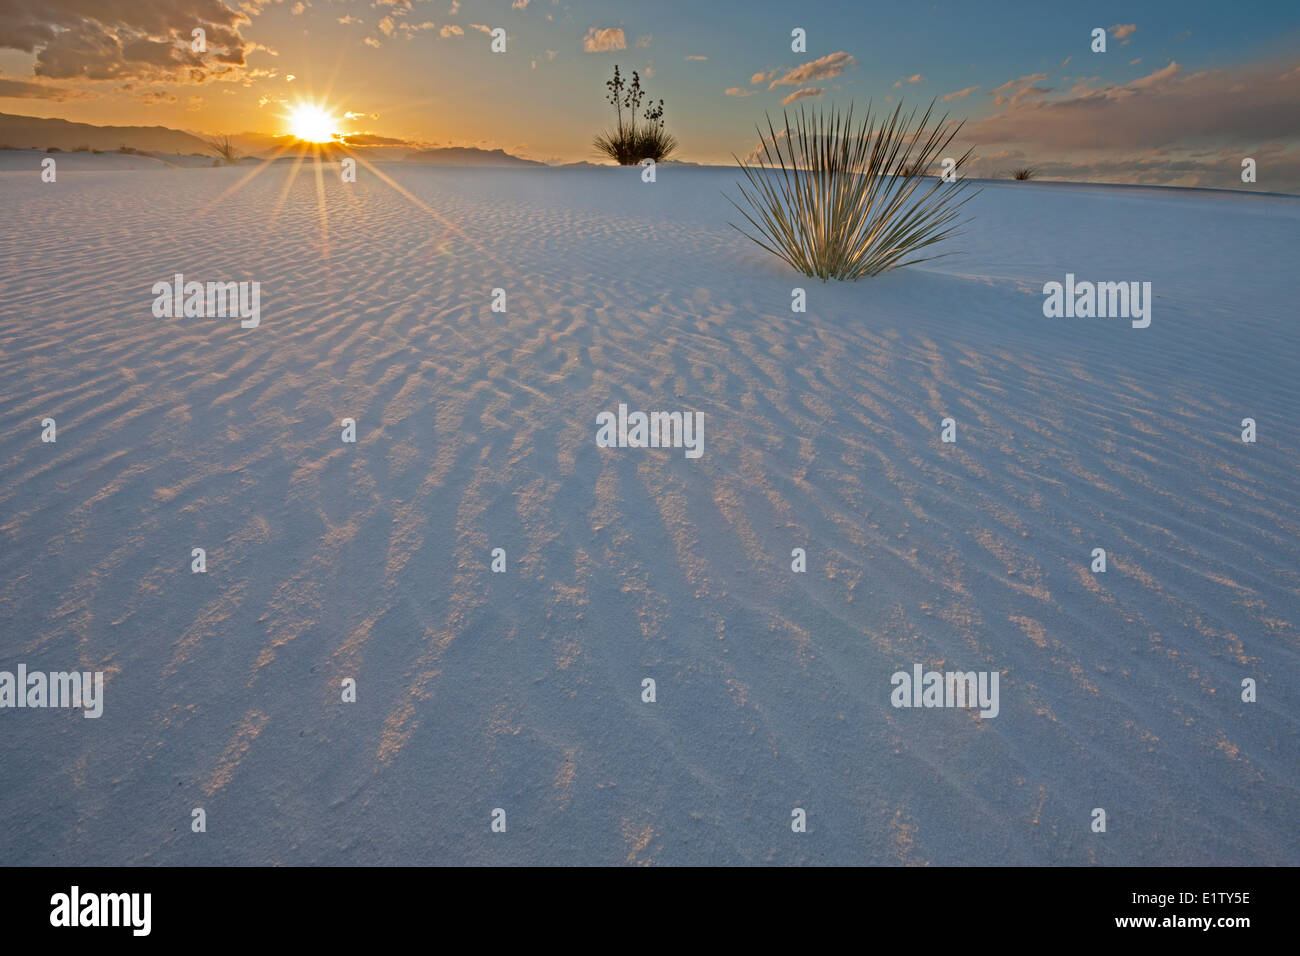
[0,160,1296,864]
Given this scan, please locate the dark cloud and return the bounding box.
[341,132,416,147]
[0,0,252,83]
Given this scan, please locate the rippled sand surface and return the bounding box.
[1,164,1296,864]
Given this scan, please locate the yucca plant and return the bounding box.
[1011,166,1037,180]
[204,134,241,165]
[593,65,678,164]
[727,100,978,280]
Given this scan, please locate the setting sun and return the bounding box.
[287,102,338,143]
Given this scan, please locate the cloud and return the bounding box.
[768,51,856,88]
[363,36,381,47]
[964,59,1300,191]
[469,24,492,34]
[0,0,256,83]
[0,75,95,100]
[750,70,773,85]
[290,1,306,15]
[337,15,361,25]
[942,85,978,102]
[781,86,823,105]
[379,17,395,36]
[685,55,707,61]
[398,21,435,37]
[340,132,415,146]
[1127,60,1180,90]
[137,87,177,104]
[512,0,530,8]
[583,27,626,52]
[725,87,755,97]
[635,35,651,48]
[988,72,1050,106]
[440,25,463,37]
[1109,24,1138,44]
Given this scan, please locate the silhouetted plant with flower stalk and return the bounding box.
[593,65,678,164]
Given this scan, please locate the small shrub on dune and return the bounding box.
[727,100,978,280]
[1011,166,1037,180]
[205,135,241,165]
[593,65,678,165]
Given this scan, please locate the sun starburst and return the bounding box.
[287,102,339,143]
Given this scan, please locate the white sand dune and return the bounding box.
[0,163,1296,865]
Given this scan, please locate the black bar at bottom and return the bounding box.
[4,865,1281,941]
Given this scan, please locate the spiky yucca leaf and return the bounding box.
[726,100,978,280]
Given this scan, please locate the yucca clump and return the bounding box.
[593,65,678,165]
[205,134,241,165]
[727,100,978,280]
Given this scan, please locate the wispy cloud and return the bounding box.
[1110,23,1138,45]
[989,72,1050,106]
[768,51,856,88]
[0,76,95,100]
[942,85,978,101]
[781,86,823,105]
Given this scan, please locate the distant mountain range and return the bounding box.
[0,112,551,167]
[0,112,213,154]
[404,147,544,167]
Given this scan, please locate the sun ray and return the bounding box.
[269,148,309,226]
[311,142,331,260]
[349,153,511,271]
